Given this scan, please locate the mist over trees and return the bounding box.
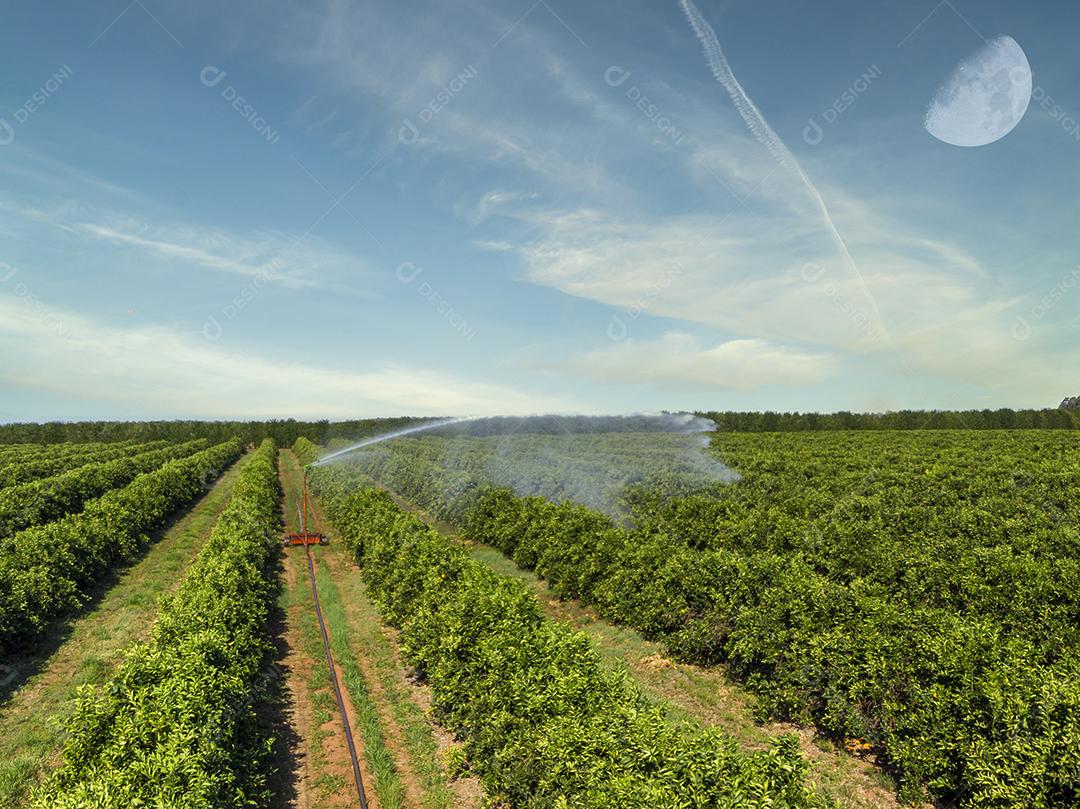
[1,407,1078,445]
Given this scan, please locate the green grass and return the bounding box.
[282,449,405,807]
[323,542,459,809]
[0,452,251,807]
[281,449,461,809]
[278,563,341,803]
[286,538,406,807]
[324,535,460,807]
[314,558,407,809]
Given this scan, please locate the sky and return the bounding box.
[1,0,1078,421]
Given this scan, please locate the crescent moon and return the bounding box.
[924,35,1032,147]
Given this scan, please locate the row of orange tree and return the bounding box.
[0,438,243,654]
[313,430,1080,807]
[305,444,834,809]
[33,439,281,807]
[0,439,171,488]
[0,440,140,466]
[0,439,209,539]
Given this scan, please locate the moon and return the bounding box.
[924,35,1032,147]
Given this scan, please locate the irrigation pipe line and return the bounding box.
[303,519,369,808]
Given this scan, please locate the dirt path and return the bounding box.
[278,451,482,809]
[0,452,252,807]
[266,549,314,809]
[277,451,378,809]
[380,487,911,809]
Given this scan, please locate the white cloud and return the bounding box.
[195,0,1078,407]
[0,146,145,203]
[486,200,1077,402]
[71,222,313,287]
[0,295,579,418]
[454,189,540,225]
[1,197,371,290]
[576,333,835,390]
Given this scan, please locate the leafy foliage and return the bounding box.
[0,439,243,653]
[0,417,423,446]
[323,430,1080,807]
[311,462,832,809]
[292,436,321,467]
[33,439,281,808]
[0,441,138,466]
[0,440,170,488]
[702,409,1080,431]
[0,439,208,538]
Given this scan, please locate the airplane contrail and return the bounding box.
[678,0,904,364]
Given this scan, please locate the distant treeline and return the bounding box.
[701,408,1080,431]
[2,409,1078,444]
[0,417,421,445]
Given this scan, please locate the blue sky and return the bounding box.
[1,0,1078,420]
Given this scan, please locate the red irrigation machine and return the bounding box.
[284,475,329,547]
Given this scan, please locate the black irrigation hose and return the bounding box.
[306,543,370,809]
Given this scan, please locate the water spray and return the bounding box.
[311,412,737,521]
[311,416,480,466]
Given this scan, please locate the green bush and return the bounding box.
[0,439,209,538]
[317,476,832,808]
[34,439,280,808]
[0,439,243,653]
[292,436,321,466]
[317,430,1080,807]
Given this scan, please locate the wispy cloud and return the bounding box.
[70,221,314,287]
[678,0,895,356]
[0,145,145,203]
[2,197,370,289]
[491,202,1072,400]
[0,294,580,418]
[266,0,1073,406]
[575,332,835,390]
[454,188,540,225]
